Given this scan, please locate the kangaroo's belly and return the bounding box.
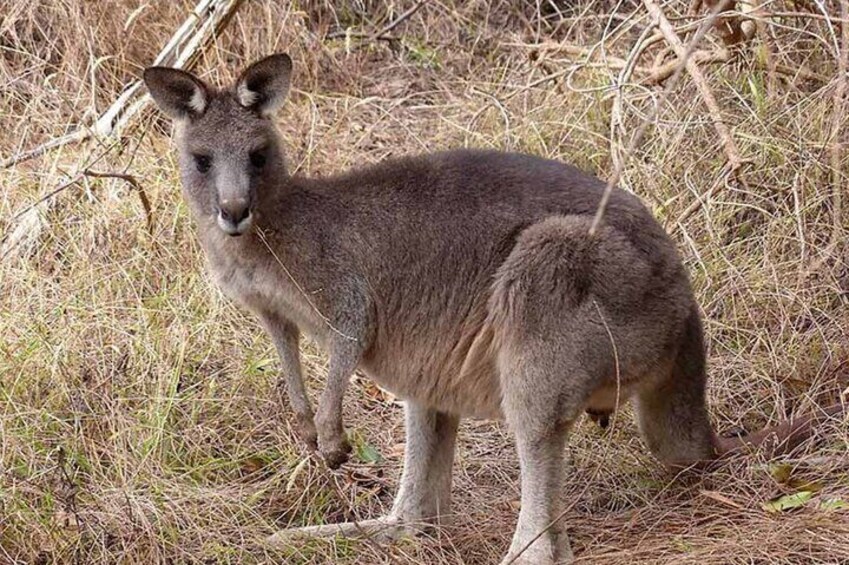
[362,360,504,419]
[361,318,504,419]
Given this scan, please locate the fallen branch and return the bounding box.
[644,48,732,84]
[1,0,244,169]
[521,42,644,72]
[326,0,425,40]
[646,0,748,176]
[589,0,728,235]
[522,41,825,87]
[1,167,153,259]
[770,63,829,85]
[84,170,153,234]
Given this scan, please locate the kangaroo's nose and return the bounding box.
[220,199,250,224]
[217,198,252,235]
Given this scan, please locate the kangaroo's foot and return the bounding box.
[267,515,425,546]
[585,408,611,429]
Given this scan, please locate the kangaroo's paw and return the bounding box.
[293,412,319,452]
[318,435,352,469]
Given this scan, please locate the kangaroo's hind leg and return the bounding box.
[268,400,459,546]
[498,345,586,565]
[390,401,460,526]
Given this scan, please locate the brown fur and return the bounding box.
[144,54,843,565]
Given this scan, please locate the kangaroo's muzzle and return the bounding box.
[217,198,253,235]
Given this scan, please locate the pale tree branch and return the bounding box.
[1,0,245,169]
[589,0,731,236]
[646,0,748,175]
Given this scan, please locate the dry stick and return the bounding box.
[644,47,731,84]
[517,41,825,87]
[669,167,729,235]
[641,21,825,83]
[674,10,849,24]
[325,0,426,40]
[1,0,244,169]
[7,170,152,230]
[521,42,647,74]
[2,139,122,256]
[804,0,849,279]
[588,0,728,236]
[610,22,659,175]
[84,170,153,234]
[650,0,748,175]
[0,169,151,260]
[4,175,85,228]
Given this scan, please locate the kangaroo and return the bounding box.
[143,54,842,565]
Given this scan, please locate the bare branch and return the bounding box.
[325,1,426,41]
[1,0,245,170]
[647,0,748,174]
[84,170,153,234]
[588,0,729,236]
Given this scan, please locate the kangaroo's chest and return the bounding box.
[204,242,328,342]
[207,249,273,309]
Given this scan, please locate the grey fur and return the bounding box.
[144,54,726,564]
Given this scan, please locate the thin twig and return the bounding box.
[588,0,728,236]
[669,166,730,235]
[2,165,152,260]
[1,0,244,170]
[648,0,748,174]
[9,170,152,229]
[644,48,732,84]
[8,175,85,223]
[326,1,426,40]
[516,40,826,87]
[84,170,153,234]
[610,22,658,174]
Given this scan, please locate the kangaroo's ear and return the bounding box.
[235,53,292,116]
[143,67,209,120]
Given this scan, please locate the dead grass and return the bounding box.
[1,1,847,563]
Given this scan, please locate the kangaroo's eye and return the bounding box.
[193,154,212,173]
[249,149,267,169]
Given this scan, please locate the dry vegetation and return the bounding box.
[1,1,848,563]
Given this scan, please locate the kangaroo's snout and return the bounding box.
[217,198,253,236]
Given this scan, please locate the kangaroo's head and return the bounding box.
[144,54,292,236]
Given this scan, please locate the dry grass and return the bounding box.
[1,1,848,563]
